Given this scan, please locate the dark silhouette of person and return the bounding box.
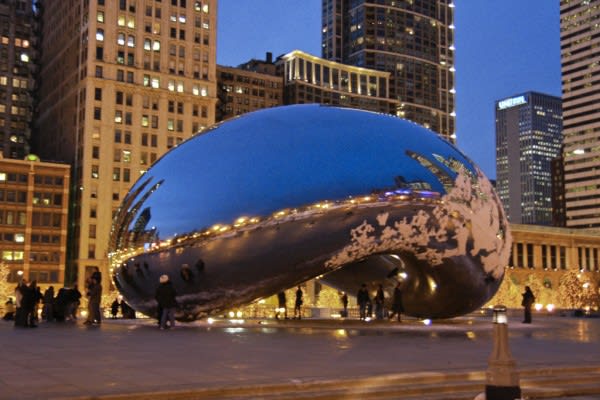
[155,274,177,329]
[522,286,535,323]
[340,292,348,318]
[111,298,120,318]
[356,284,370,320]
[66,284,82,320]
[389,282,404,322]
[294,286,303,319]
[85,277,102,325]
[42,286,55,322]
[375,284,385,320]
[3,298,15,321]
[276,291,287,320]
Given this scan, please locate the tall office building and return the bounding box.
[560,0,600,228]
[35,0,217,288]
[322,0,456,140]
[0,0,38,159]
[495,92,562,225]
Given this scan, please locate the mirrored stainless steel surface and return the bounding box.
[109,104,511,320]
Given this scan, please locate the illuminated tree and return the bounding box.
[316,285,343,308]
[558,270,599,310]
[0,263,11,304]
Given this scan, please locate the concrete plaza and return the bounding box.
[1,312,599,400]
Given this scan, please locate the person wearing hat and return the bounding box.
[155,275,178,330]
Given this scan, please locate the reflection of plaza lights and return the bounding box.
[422,319,432,325]
[534,303,543,311]
[207,318,215,324]
[546,304,555,312]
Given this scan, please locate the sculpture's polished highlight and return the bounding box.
[109,105,511,320]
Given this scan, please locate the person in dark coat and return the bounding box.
[20,281,37,328]
[110,298,120,319]
[155,275,177,329]
[388,282,404,322]
[3,298,15,321]
[356,284,370,320]
[293,286,303,319]
[340,292,348,318]
[42,286,55,322]
[276,291,287,320]
[14,281,27,327]
[375,284,386,320]
[522,286,535,323]
[66,284,82,320]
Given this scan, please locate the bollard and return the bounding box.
[485,305,521,400]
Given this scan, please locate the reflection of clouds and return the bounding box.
[325,168,511,280]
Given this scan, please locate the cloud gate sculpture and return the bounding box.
[109,104,511,321]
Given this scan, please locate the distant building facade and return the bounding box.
[560,0,600,228]
[0,0,38,159]
[0,156,69,289]
[216,61,282,122]
[496,92,562,225]
[34,0,218,289]
[277,50,399,115]
[322,0,456,140]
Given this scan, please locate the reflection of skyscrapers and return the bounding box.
[495,92,562,225]
[560,0,600,228]
[0,1,37,158]
[321,0,455,139]
[34,0,217,288]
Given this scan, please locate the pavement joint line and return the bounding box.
[55,364,600,400]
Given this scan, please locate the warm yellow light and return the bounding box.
[546,304,555,312]
[207,318,215,324]
[228,311,235,318]
[534,303,543,311]
[466,331,476,339]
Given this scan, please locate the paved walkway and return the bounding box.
[0,313,599,400]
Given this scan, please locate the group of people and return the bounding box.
[4,280,83,327]
[275,286,304,320]
[356,282,404,322]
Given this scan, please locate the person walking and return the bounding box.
[388,282,404,322]
[155,275,177,330]
[375,284,385,320]
[293,286,303,319]
[356,283,370,320]
[276,291,287,320]
[521,286,535,324]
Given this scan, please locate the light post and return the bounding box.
[485,305,521,400]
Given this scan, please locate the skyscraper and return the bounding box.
[321,0,455,140]
[495,92,562,225]
[560,0,600,228]
[0,0,38,158]
[34,0,217,288]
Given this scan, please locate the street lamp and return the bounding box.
[485,305,522,400]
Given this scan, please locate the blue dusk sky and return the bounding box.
[217,1,562,180]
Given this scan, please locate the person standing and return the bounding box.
[340,292,348,318]
[388,282,404,322]
[85,277,102,325]
[375,284,385,320]
[42,286,55,322]
[276,291,287,320]
[356,284,370,320]
[155,275,177,330]
[521,286,535,324]
[293,286,303,319]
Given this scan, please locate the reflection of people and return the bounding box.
[340,292,348,318]
[389,282,404,322]
[276,291,287,320]
[375,284,385,320]
[357,284,370,320]
[155,275,177,330]
[294,286,303,319]
[521,286,535,324]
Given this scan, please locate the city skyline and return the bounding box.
[217,0,562,179]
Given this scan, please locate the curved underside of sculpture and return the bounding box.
[108,104,511,320]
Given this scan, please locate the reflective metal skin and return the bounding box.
[109,104,511,321]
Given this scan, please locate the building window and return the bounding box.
[91,165,99,179]
[89,224,96,238]
[94,107,102,120]
[96,46,104,60]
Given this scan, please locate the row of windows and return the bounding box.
[7,269,60,283]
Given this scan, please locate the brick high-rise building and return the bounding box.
[560,0,600,228]
[322,0,456,140]
[34,0,217,288]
